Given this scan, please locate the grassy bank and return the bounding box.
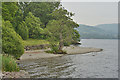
[22,39,49,46]
[1,54,19,72]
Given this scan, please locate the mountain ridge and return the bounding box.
[76,23,118,39]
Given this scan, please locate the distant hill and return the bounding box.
[96,24,118,34]
[76,24,118,39]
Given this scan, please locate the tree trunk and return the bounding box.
[59,33,63,51]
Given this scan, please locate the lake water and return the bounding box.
[19,39,118,78]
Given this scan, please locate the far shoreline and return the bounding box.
[81,38,118,40]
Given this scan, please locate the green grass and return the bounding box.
[22,39,49,46]
[1,54,19,72]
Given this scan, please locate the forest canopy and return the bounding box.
[2,1,80,57]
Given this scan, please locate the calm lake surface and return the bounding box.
[19,39,118,78]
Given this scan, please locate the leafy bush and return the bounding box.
[50,44,59,53]
[2,20,24,59]
[1,54,19,72]
[46,44,67,54]
[16,21,29,40]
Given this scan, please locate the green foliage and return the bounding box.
[2,20,24,59]
[47,19,73,41]
[63,42,71,46]
[2,2,18,24]
[24,2,60,27]
[2,2,25,31]
[72,29,80,43]
[13,9,24,30]
[2,2,80,41]
[50,7,73,20]
[50,7,80,43]
[2,2,81,57]
[16,21,29,40]
[46,44,67,54]
[50,44,59,53]
[25,12,44,39]
[2,20,13,28]
[1,54,19,72]
[46,19,73,51]
[46,7,80,51]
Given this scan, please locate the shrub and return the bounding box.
[50,44,59,53]
[1,54,19,72]
[2,20,24,59]
[46,44,67,54]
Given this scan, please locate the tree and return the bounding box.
[45,7,80,53]
[49,7,80,45]
[46,19,74,51]
[2,2,18,22]
[13,9,24,30]
[51,8,68,19]
[2,20,24,59]
[25,12,44,39]
[24,2,60,28]
[72,29,80,43]
[16,21,29,40]
[2,2,24,31]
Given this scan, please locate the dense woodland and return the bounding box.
[1,2,80,59]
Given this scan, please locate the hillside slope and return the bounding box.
[76,24,118,39]
[96,24,118,34]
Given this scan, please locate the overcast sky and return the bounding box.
[61,2,118,26]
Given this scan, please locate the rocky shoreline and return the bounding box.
[2,45,102,78]
[20,45,103,61]
[2,70,30,78]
